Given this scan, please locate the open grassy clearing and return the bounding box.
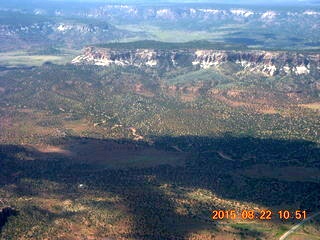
[0,49,80,67]
[115,24,235,43]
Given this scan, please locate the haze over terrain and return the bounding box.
[0,0,319,240]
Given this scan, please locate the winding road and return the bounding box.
[279,212,320,240]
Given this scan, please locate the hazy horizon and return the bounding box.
[4,0,318,4]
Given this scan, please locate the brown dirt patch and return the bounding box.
[180,93,198,102]
[226,89,244,98]
[257,107,279,115]
[0,116,13,129]
[299,102,320,110]
[16,108,35,113]
[63,119,93,133]
[31,144,72,155]
[213,93,280,115]
[134,83,154,97]
[214,95,247,107]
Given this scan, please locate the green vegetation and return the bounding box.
[0,47,319,240]
[0,49,80,67]
[97,40,247,50]
[0,1,319,238]
[0,64,319,142]
[276,225,290,237]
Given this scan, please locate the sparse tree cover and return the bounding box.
[0,1,320,238]
[0,62,319,239]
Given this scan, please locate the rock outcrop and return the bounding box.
[72,46,320,77]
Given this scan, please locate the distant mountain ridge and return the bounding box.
[0,11,135,51]
[0,3,319,51]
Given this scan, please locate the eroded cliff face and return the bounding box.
[72,46,320,77]
[192,50,319,76]
[72,47,156,67]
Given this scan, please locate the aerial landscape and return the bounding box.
[0,0,319,239]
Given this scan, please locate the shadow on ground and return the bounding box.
[0,135,319,239]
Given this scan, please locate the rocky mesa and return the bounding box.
[72,44,320,77]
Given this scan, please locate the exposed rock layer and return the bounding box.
[72,47,320,76]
